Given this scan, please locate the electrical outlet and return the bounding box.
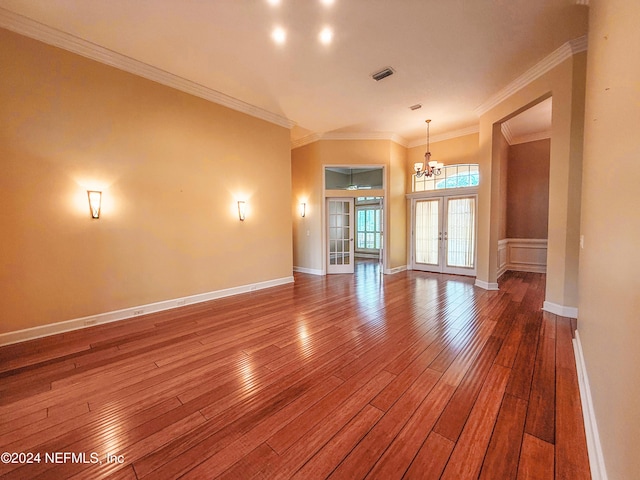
[176,299,186,306]
[133,309,144,316]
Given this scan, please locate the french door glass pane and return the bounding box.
[329,200,351,266]
[447,197,475,268]
[415,200,440,265]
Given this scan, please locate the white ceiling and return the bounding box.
[0,0,588,144]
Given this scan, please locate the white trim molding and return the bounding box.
[501,122,515,145]
[510,130,551,146]
[293,266,324,276]
[384,265,407,275]
[475,279,499,291]
[407,125,480,149]
[542,301,578,319]
[475,35,588,116]
[573,331,609,480]
[0,8,295,130]
[498,238,548,277]
[292,131,409,150]
[0,276,294,346]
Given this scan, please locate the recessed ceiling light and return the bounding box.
[319,27,333,45]
[267,0,281,5]
[321,0,335,5]
[271,27,286,45]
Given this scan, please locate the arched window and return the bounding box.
[413,164,479,192]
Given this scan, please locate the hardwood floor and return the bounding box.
[0,267,590,479]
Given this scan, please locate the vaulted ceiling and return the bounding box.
[0,0,588,144]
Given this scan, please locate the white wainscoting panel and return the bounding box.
[498,238,548,276]
[498,239,509,278]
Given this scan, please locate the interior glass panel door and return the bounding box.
[413,198,443,272]
[327,198,354,274]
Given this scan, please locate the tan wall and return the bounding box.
[507,139,551,239]
[477,52,586,309]
[406,133,480,191]
[292,142,325,272]
[0,29,292,334]
[291,139,406,272]
[497,131,510,240]
[579,1,640,478]
[389,141,407,269]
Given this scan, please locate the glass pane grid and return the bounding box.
[328,199,352,267]
[446,198,476,268]
[355,205,382,252]
[415,200,440,265]
[413,164,479,192]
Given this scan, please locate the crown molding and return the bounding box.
[510,130,551,145]
[292,131,409,150]
[407,125,480,149]
[501,122,514,144]
[0,8,296,129]
[291,133,323,149]
[475,35,588,116]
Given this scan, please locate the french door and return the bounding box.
[327,198,355,274]
[412,195,477,275]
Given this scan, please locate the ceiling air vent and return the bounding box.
[409,103,422,111]
[371,67,395,81]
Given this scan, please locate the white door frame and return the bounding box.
[322,165,387,275]
[409,188,478,276]
[326,197,355,274]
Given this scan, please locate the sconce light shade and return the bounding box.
[300,202,306,218]
[237,201,246,221]
[87,190,102,219]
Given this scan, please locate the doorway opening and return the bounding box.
[411,194,477,276]
[324,166,385,275]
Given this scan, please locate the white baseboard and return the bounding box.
[475,279,500,290]
[497,265,508,279]
[542,301,578,318]
[573,330,608,480]
[384,265,407,275]
[293,266,324,276]
[0,276,294,346]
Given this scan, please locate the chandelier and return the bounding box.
[414,119,443,178]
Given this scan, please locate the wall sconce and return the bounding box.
[300,202,306,218]
[87,190,102,219]
[237,201,246,221]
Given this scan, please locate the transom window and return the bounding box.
[413,164,479,192]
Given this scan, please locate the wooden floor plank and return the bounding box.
[365,379,456,480]
[525,313,556,444]
[517,433,555,480]
[479,393,528,479]
[0,267,590,480]
[440,363,511,480]
[555,316,591,480]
